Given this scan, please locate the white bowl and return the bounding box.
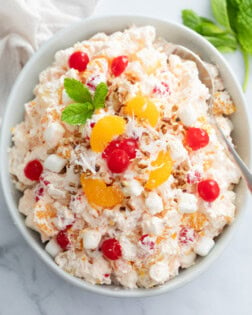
[0,15,251,297]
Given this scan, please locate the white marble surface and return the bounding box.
[0,0,251,314]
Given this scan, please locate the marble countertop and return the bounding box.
[0,0,251,314]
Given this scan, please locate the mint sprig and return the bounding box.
[93,82,109,109]
[61,78,108,125]
[182,0,252,91]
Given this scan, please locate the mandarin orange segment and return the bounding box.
[145,151,173,190]
[90,115,126,152]
[182,212,208,232]
[81,175,124,208]
[124,96,159,127]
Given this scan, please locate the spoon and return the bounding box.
[172,45,252,192]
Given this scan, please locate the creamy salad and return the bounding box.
[9,26,240,289]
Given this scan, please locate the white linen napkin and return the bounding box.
[0,0,99,122]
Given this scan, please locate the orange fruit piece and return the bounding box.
[182,212,208,232]
[90,115,126,152]
[80,175,124,208]
[145,151,173,190]
[124,96,159,127]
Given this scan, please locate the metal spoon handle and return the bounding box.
[173,45,252,192]
[217,125,252,192]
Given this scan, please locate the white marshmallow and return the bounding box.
[168,138,188,163]
[45,238,62,257]
[123,180,143,197]
[44,154,67,173]
[142,216,164,235]
[120,236,137,261]
[82,229,101,250]
[47,185,66,199]
[145,192,164,215]
[180,251,196,268]
[178,193,198,214]
[44,122,65,148]
[149,261,170,283]
[178,103,199,126]
[194,237,215,256]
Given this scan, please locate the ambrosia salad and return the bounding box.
[9,26,240,288]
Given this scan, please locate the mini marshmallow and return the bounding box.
[194,236,215,256]
[82,229,101,250]
[120,236,137,261]
[178,103,199,126]
[123,179,143,197]
[44,154,67,173]
[44,122,65,148]
[45,238,62,257]
[178,193,198,213]
[168,138,188,163]
[145,192,163,215]
[149,261,170,283]
[142,216,164,235]
[180,251,196,268]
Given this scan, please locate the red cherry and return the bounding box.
[68,51,89,72]
[178,227,195,245]
[56,230,70,250]
[185,127,209,150]
[119,138,138,159]
[140,234,155,250]
[111,56,128,76]
[24,160,43,181]
[198,179,220,202]
[107,149,130,173]
[102,138,138,160]
[102,139,121,159]
[101,238,122,260]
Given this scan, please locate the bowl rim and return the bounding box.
[0,14,251,298]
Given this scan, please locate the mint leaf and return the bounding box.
[182,10,202,32]
[61,102,93,125]
[64,78,92,103]
[61,80,109,125]
[181,2,251,92]
[200,21,226,36]
[211,0,232,31]
[227,0,240,32]
[214,45,237,53]
[204,33,238,50]
[93,82,108,109]
[236,0,252,54]
[182,10,226,36]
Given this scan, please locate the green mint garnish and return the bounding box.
[61,102,93,125]
[61,78,108,125]
[93,82,109,109]
[182,0,252,91]
[64,78,92,104]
